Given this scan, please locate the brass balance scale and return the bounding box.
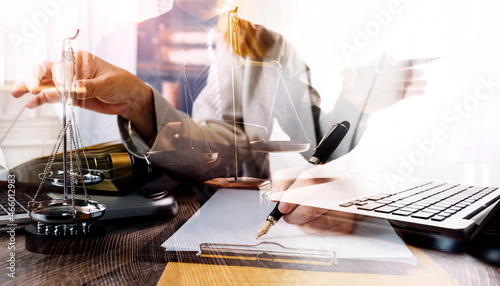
[25,30,106,253]
[145,7,312,189]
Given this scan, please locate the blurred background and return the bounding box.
[1,0,499,186]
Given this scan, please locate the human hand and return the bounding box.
[271,166,358,235]
[340,53,427,113]
[11,50,156,141]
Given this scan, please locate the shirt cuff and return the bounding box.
[117,85,182,158]
[320,95,370,159]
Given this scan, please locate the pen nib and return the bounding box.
[256,220,272,239]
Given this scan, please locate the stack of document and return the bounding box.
[162,189,416,265]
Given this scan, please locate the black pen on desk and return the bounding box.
[256,121,350,239]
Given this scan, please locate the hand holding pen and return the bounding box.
[257,121,350,239]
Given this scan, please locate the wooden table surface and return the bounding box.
[1,183,499,286]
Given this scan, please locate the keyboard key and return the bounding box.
[354,201,368,206]
[426,206,447,211]
[411,202,429,208]
[434,203,452,208]
[431,215,447,221]
[374,205,400,213]
[3,204,27,214]
[399,206,420,212]
[432,195,448,200]
[387,202,407,208]
[411,211,436,219]
[461,201,473,207]
[339,202,353,207]
[440,210,454,216]
[398,197,421,204]
[419,198,440,204]
[392,210,414,216]
[387,194,407,201]
[1,203,17,214]
[441,199,458,205]
[364,194,386,201]
[471,194,487,200]
[377,199,395,204]
[357,202,385,211]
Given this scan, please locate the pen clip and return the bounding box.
[314,123,341,151]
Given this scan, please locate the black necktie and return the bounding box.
[179,24,214,116]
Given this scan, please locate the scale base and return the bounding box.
[204,177,270,190]
[25,222,105,254]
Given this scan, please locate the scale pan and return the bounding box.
[46,169,105,187]
[146,151,218,165]
[249,141,310,153]
[204,177,270,190]
[29,199,106,224]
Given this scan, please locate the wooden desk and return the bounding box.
[0,187,499,285]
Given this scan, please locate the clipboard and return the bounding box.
[162,241,412,274]
[161,189,417,272]
[191,241,416,274]
[163,242,338,272]
[197,241,336,266]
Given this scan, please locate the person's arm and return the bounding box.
[268,53,427,233]
[11,51,157,143]
[320,54,427,159]
[117,87,254,181]
[319,95,369,158]
[11,50,254,181]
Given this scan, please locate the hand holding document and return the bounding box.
[340,53,430,114]
[162,188,416,265]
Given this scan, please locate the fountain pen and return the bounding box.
[256,121,350,239]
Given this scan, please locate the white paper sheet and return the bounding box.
[162,189,416,265]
